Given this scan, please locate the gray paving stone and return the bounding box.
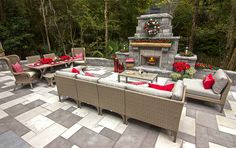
[66,106,77,112]
[25,99,46,109]
[44,136,73,148]
[69,127,114,148]
[0,90,32,105]
[48,90,58,95]
[186,108,196,118]
[207,128,236,147]
[196,111,218,130]
[0,131,31,148]
[187,99,222,115]
[100,127,121,141]
[114,119,151,148]
[0,116,30,136]
[139,126,160,148]
[177,132,195,144]
[4,104,30,117]
[224,100,232,110]
[47,109,81,128]
[196,125,209,148]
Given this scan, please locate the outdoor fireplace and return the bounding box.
[127,13,180,70]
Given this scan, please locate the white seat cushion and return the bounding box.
[183,78,221,99]
[126,84,172,99]
[74,61,85,64]
[171,80,184,101]
[55,71,77,78]
[61,66,86,72]
[26,71,37,77]
[76,74,99,82]
[98,78,127,89]
[212,69,228,94]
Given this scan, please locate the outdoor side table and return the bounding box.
[43,73,55,87]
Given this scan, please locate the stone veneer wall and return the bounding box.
[128,13,180,70]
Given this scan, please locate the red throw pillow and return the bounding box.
[203,73,215,89]
[75,53,84,60]
[12,62,24,73]
[129,81,147,85]
[71,68,80,74]
[85,72,94,77]
[148,83,175,92]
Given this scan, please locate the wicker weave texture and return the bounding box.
[26,55,41,64]
[43,53,56,59]
[125,89,185,132]
[55,75,77,100]
[76,79,99,107]
[98,84,125,114]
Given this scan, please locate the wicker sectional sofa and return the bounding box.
[55,69,186,142]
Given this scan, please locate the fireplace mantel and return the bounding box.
[130,42,171,48]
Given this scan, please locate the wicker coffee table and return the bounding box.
[118,70,158,83]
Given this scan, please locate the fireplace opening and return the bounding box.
[141,55,160,67]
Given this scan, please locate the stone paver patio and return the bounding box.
[1,68,236,148]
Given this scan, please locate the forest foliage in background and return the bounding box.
[0,0,235,70]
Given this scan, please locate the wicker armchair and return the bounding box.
[0,55,38,89]
[71,47,86,65]
[26,55,41,64]
[43,53,56,59]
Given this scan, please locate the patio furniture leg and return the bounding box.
[99,108,103,115]
[14,83,17,91]
[30,83,33,89]
[122,115,126,124]
[58,95,62,102]
[172,131,177,143]
[96,107,101,115]
[124,116,128,125]
[77,101,81,108]
[118,75,120,82]
[220,104,224,113]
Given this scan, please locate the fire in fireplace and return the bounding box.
[141,55,160,67]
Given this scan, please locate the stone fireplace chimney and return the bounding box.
[128,13,180,71]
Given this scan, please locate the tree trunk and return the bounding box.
[104,0,108,48]
[0,0,5,22]
[48,0,66,55]
[40,0,51,51]
[189,0,199,51]
[226,0,236,70]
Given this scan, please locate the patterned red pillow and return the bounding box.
[203,73,215,89]
[71,68,80,74]
[85,72,94,77]
[148,83,175,92]
[12,62,24,73]
[129,81,147,85]
[75,53,84,60]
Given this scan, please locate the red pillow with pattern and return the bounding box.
[203,73,215,89]
[12,62,24,73]
[75,53,84,60]
[71,68,80,74]
[148,83,175,92]
[85,72,94,77]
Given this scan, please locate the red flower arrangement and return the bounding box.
[60,55,71,61]
[195,63,219,70]
[173,62,190,73]
[40,58,53,64]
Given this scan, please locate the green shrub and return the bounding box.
[170,72,182,81]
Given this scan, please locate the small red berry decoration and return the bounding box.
[143,18,160,36]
